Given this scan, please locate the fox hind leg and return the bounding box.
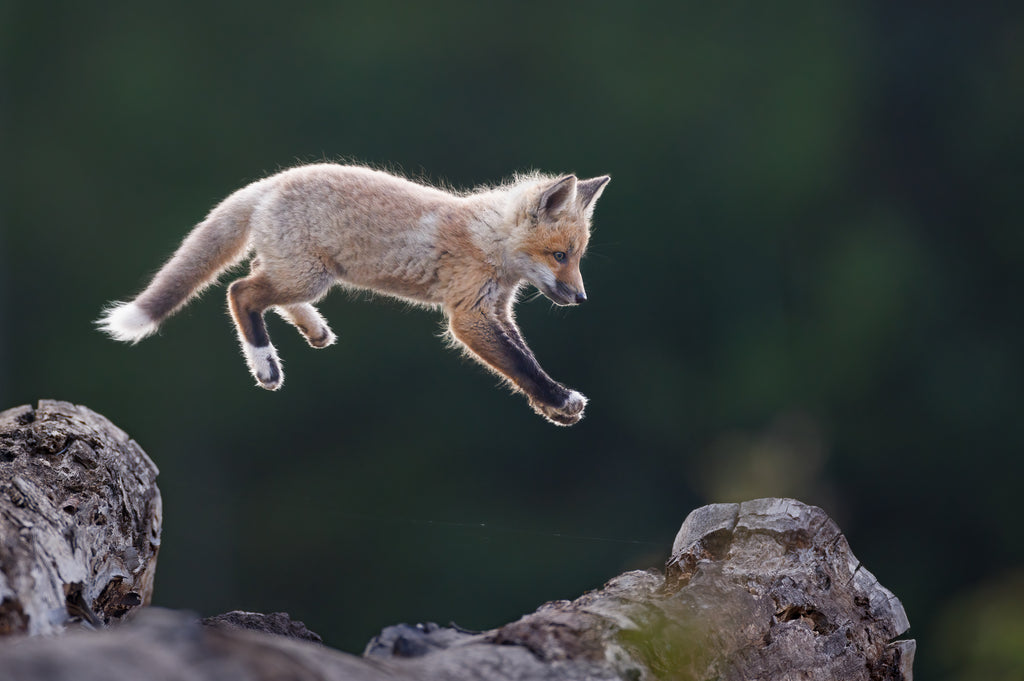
[227,261,335,389]
[227,274,286,390]
[275,303,336,348]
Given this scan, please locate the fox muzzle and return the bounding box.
[546,280,586,306]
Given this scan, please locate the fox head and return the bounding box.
[514,174,610,306]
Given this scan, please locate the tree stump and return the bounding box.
[0,400,161,635]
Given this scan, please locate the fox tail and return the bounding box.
[97,180,267,343]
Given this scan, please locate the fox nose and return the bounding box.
[575,291,587,304]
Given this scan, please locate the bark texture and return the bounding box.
[0,482,913,680]
[0,400,161,635]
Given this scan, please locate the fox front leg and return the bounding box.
[448,310,587,426]
[493,316,588,425]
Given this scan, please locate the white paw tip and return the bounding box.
[244,343,283,389]
[566,390,588,409]
[96,301,158,344]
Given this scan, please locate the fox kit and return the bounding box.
[97,164,609,425]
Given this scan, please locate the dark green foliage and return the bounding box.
[2,2,1022,678]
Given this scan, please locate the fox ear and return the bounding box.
[537,175,578,219]
[576,176,610,218]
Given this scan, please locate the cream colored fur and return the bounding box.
[97,301,159,343]
[98,163,609,424]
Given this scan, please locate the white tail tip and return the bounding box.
[97,301,158,344]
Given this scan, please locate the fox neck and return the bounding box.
[463,189,534,287]
[466,179,548,282]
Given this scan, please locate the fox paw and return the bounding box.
[533,390,587,426]
[244,343,283,390]
[306,326,336,349]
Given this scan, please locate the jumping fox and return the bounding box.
[97,164,609,426]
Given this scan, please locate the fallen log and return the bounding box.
[0,400,161,635]
[0,401,913,679]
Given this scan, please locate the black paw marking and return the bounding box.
[257,357,281,388]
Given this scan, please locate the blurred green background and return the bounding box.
[3,2,1023,678]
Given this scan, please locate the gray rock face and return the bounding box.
[365,498,915,681]
[656,498,915,680]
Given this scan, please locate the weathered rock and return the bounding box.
[0,608,399,681]
[0,422,913,681]
[363,498,915,680]
[201,610,324,643]
[0,400,161,635]
[360,498,915,680]
[653,498,915,680]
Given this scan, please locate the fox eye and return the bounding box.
[553,251,567,262]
